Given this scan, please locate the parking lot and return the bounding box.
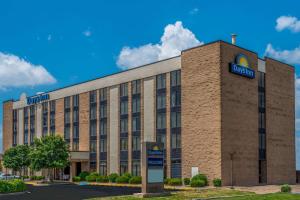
[0,183,140,200]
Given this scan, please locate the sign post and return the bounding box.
[135,141,169,197]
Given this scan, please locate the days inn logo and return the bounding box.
[230,54,255,79]
[152,145,160,151]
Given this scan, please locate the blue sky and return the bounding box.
[1,0,300,167]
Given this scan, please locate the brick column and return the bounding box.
[3,100,13,151]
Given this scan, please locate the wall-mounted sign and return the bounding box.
[27,93,49,105]
[230,54,255,79]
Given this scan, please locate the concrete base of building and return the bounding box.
[133,192,171,198]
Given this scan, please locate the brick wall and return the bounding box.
[265,58,296,184]
[3,101,13,151]
[79,92,90,151]
[55,98,64,137]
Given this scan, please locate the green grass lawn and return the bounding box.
[87,188,300,200]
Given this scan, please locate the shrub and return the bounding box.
[96,176,109,183]
[79,171,90,181]
[0,179,26,193]
[108,173,119,183]
[116,176,130,183]
[90,172,100,177]
[183,178,190,185]
[168,178,182,186]
[31,176,44,181]
[190,179,206,187]
[122,173,132,179]
[129,176,142,184]
[213,178,222,187]
[281,184,292,193]
[85,175,97,182]
[22,176,29,179]
[72,176,81,182]
[191,174,208,186]
[164,178,171,185]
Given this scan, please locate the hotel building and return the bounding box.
[2,40,296,186]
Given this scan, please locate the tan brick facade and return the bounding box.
[79,92,90,151]
[3,101,13,151]
[55,98,64,137]
[265,58,296,185]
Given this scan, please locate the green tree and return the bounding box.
[2,145,30,177]
[29,135,69,182]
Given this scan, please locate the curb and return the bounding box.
[0,191,29,196]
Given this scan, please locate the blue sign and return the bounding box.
[27,93,50,105]
[230,54,255,79]
[147,145,164,168]
[148,157,163,167]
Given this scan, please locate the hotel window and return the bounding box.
[132,80,141,94]
[90,106,97,120]
[64,126,70,140]
[90,122,97,137]
[24,107,29,145]
[42,102,48,137]
[99,161,107,175]
[258,72,265,88]
[171,111,181,128]
[73,95,79,108]
[120,161,128,175]
[90,140,97,153]
[64,97,71,143]
[73,110,79,123]
[30,105,35,144]
[157,134,166,148]
[100,104,107,118]
[132,98,140,113]
[100,121,107,135]
[49,101,55,135]
[132,136,141,151]
[120,83,128,97]
[157,113,166,129]
[157,93,166,109]
[65,112,71,124]
[171,70,181,87]
[132,116,141,132]
[156,74,166,89]
[259,91,265,109]
[73,141,79,151]
[120,138,128,151]
[90,90,97,103]
[259,112,265,129]
[120,100,128,115]
[73,126,79,139]
[120,118,128,133]
[171,133,181,149]
[171,90,181,107]
[132,160,141,176]
[13,110,18,146]
[73,95,79,151]
[100,139,107,152]
[64,97,71,109]
[100,88,107,102]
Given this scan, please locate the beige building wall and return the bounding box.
[79,92,90,151]
[109,86,119,174]
[3,101,13,152]
[55,98,64,137]
[18,109,24,144]
[143,77,155,142]
[36,104,42,138]
[265,58,296,184]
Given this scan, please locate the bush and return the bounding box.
[281,184,292,193]
[168,178,182,186]
[190,179,206,187]
[22,176,29,179]
[183,178,190,185]
[213,178,222,187]
[90,172,100,177]
[79,171,90,181]
[129,176,142,184]
[96,176,109,183]
[72,176,81,182]
[191,174,208,186]
[122,173,132,179]
[108,173,119,183]
[85,175,97,182]
[115,176,130,183]
[0,179,26,193]
[30,176,45,181]
[164,178,171,185]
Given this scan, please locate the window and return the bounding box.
[120,138,128,151]
[100,88,107,101]
[259,133,266,150]
[120,83,128,97]
[120,161,128,175]
[24,107,29,118]
[171,70,181,87]
[171,90,181,107]
[42,102,48,113]
[100,104,107,118]
[258,72,265,88]
[50,101,55,112]
[157,113,166,129]
[132,98,140,113]
[171,133,181,149]
[90,91,97,103]
[100,121,107,135]
[13,133,17,146]
[90,106,97,120]
[64,112,70,124]
[43,114,48,127]
[99,161,107,175]
[64,97,71,109]
[132,116,141,132]
[157,134,166,148]
[90,122,97,136]
[156,74,166,89]
[132,160,141,176]
[132,80,141,94]
[73,95,79,107]
[90,140,97,153]
[120,101,128,115]
[120,118,128,133]
[259,112,265,129]
[30,105,35,116]
[100,139,107,152]
[132,136,141,151]
[24,132,28,144]
[73,110,79,123]
[259,91,265,108]
[64,126,70,140]
[171,111,181,128]
[13,110,18,120]
[73,125,79,139]
[73,141,79,151]
[157,93,166,109]
[50,114,55,126]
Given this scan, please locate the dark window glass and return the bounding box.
[120,118,128,133]
[73,110,79,123]
[171,90,181,107]
[157,133,166,148]
[132,80,141,94]
[171,70,181,87]
[120,161,128,175]
[100,88,107,101]
[90,140,97,153]
[132,98,141,113]
[132,116,141,132]
[171,111,181,128]
[73,125,79,139]
[171,133,181,149]
[99,161,107,175]
[50,101,55,112]
[73,95,79,107]
[100,104,107,118]
[132,160,141,176]
[100,139,107,152]
[120,101,128,115]
[132,136,141,151]
[120,83,128,97]
[64,126,70,140]
[100,121,107,135]
[90,122,97,136]
[259,112,265,129]
[90,91,97,103]
[90,106,97,120]
[156,74,166,89]
[157,93,166,109]
[73,140,79,151]
[258,72,265,88]
[64,97,71,109]
[157,113,166,129]
[120,138,128,151]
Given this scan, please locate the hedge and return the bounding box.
[30,176,45,181]
[281,184,292,193]
[213,178,222,187]
[96,176,109,183]
[116,176,130,183]
[168,178,182,186]
[191,179,206,187]
[129,176,142,184]
[85,175,97,182]
[191,174,208,186]
[108,173,119,183]
[79,171,90,181]
[183,178,190,185]
[0,179,26,193]
[72,176,81,182]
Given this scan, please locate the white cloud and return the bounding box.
[117,21,203,70]
[0,52,56,90]
[276,16,300,32]
[83,30,92,37]
[265,44,300,65]
[189,8,199,15]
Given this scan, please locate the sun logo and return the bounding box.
[153,145,159,151]
[236,54,249,68]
